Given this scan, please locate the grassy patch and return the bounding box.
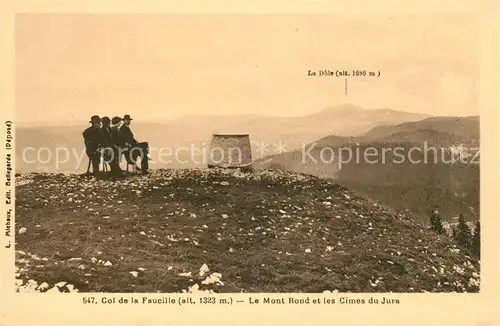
[14,169,480,293]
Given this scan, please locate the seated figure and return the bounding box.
[100,116,123,176]
[119,114,149,174]
[82,115,102,175]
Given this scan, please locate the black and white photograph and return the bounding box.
[10,13,482,296]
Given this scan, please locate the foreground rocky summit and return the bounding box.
[15,168,480,293]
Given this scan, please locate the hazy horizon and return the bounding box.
[16,102,482,128]
[16,14,479,126]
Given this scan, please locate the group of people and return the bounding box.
[82,114,149,176]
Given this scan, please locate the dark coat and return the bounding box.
[119,125,138,146]
[100,127,114,147]
[82,126,102,153]
[111,126,125,148]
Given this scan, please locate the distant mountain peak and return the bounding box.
[306,103,428,119]
[312,103,364,115]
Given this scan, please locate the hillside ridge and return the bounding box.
[15,169,480,293]
[254,116,480,222]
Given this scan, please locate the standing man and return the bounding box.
[120,114,149,174]
[82,115,102,176]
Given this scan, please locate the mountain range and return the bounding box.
[254,115,480,222]
[15,104,429,173]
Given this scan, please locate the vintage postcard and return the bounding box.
[1,0,499,325]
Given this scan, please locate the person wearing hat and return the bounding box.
[110,116,125,147]
[120,114,149,174]
[100,117,112,146]
[111,116,123,129]
[119,115,137,146]
[82,115,102,175]
[99,117,123,176]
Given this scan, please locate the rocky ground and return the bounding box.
[14,168,480,293]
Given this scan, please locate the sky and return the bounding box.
[15,14,479,125]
